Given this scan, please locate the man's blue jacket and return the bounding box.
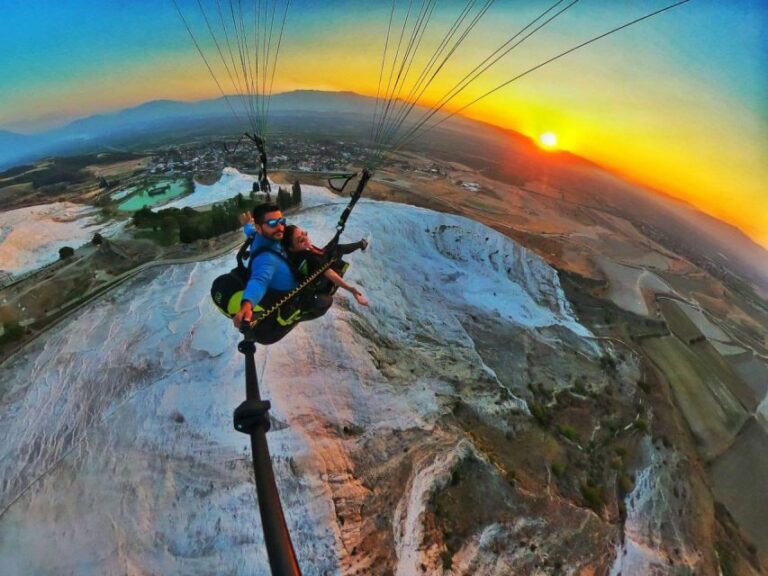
[241,223,297,306]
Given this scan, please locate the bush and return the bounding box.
[529,401,551,426]
[619,474,634,494]
[580,482,605,512]
[557,424,580,442]
[637,378,652,393]
[573,376,588,395]
[94,194,113,207]
[634,418,649,433]
[600,354,617,372]
[91,233,103,245]
[440,550,452,570]
[58,246,75,259]
[0,322,24,345]
[550,462,566,479]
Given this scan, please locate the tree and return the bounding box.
[179,220,199,244]
[91,233,103,246]
[59,246,75,259]
[292,179,302,205]
[160,216,179,243]
[132,206,154,228]
[277,187,292,211]
[94,194,112,207]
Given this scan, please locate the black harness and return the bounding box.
[243,168,371,329]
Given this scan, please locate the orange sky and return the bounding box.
[2,2,766,248]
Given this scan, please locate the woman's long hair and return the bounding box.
[281,224,299,252]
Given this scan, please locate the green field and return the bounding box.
[0,153,144,188]
[642,336,748,460]
[658,298,703,342]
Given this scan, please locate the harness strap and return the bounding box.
[223,134,246,156]
[239,235,291,275]
[238,237,318,326]
[236,235,253,271]
[248,257,337,328]
[242,167,372,327]
[327,172,357,193]
[325,168,371,253]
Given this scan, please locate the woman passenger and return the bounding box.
[282,225,369,307]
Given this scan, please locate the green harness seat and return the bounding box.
[210,239,334,345]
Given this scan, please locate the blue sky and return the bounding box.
[0,1,766,245]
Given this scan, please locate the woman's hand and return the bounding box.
[353,290,369,307]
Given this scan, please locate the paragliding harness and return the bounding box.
[222,132,271,195]
[246,133,271,194]
[210,239,305,324]
[210,169,371,340]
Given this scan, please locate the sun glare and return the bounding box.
[539,132,558,149]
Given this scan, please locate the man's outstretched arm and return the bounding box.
[233,254,275,327]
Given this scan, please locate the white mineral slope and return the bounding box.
[0,175,598,575]
[162,168,332,212]
[162,167,260,210]
[393,440,483,576]
[0,202,125,276]
[609,438,716,576]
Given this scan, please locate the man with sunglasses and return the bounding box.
[233,202,297,331]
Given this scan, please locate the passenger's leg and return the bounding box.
[300,294,334,321]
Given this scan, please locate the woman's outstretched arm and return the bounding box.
[323,269,369,306]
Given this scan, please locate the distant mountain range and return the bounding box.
[2,90,767,288]
[0,91,377,170]
[0,130,32,157]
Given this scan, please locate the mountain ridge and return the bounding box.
[1,90,766,286]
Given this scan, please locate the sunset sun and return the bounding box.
[539,131,558,149]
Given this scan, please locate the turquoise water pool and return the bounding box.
[117,180,189,211]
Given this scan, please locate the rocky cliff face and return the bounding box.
[0,181,759,575]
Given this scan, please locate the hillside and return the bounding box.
[2,176,761,574]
